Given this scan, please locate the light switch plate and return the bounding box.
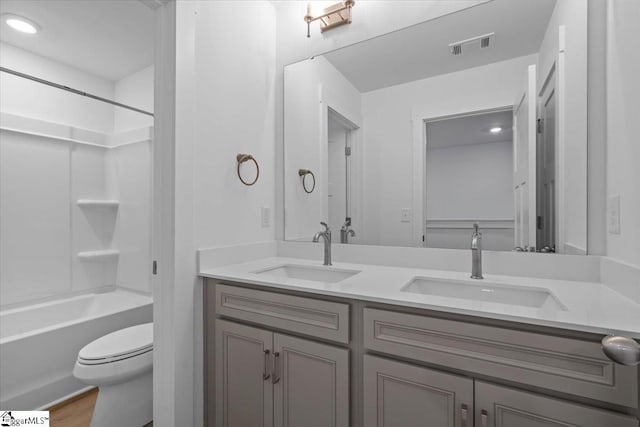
[607,195,620,234]
[401,208,411,223]
[261,207,271,228]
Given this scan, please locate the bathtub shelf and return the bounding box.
[77,249,120,260]
[77,199,120,208]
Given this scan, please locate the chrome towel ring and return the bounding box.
[237,154,259,186]
[298,169,316,193]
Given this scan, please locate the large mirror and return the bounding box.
[284,0,588,254]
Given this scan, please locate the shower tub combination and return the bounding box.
[0,290,152,410]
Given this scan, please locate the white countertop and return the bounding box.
[200,256,640,339]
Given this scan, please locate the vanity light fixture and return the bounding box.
[304,0,355,38]
[490,127,502,133]
[2,14,40,34]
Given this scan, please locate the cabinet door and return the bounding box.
[273,333,349,427]
[364,355,473,427]
[215,319,273,427]
[475,381,639,427]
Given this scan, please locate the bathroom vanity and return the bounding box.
[202,257,640,427]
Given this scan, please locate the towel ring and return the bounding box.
[298,169,316,194]
[237,154,259,186]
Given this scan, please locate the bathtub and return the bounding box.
[0,289,152,410]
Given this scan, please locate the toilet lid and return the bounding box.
[78,323,153,364]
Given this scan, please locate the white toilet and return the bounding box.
[73,323,153,427]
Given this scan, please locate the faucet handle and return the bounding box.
[320,221,330,232]
[473,222,480,234]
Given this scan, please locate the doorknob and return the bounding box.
[602,336,640,366]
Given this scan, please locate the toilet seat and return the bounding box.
[77,323,153,365]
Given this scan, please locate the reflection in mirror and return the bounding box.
[328,108,358,243]
[284,0,588,254]
[425,109,514,251]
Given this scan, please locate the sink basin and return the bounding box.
[402,277,567,310]
[254,264,360,283]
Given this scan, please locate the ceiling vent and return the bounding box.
[139,0,169,10]
[449,32,495,56]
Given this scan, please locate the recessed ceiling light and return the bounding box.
[490,127,502,133]
[3,14,40,34]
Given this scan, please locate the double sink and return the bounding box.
[254,264,566,311]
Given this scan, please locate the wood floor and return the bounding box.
[47,389,153,427]
[48,388,97,427]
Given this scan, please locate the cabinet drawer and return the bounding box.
[215,284,350,344]
[364,308,638,408]
[475,381,639,427]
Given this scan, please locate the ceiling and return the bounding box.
[426,110,513,149]
[0,0,155,81]
[324,0,557,92]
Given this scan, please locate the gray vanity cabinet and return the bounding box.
[273,333,349,427]
[215,320,274,427]
[215,318,349,427]
[474,382,638,427]
[364,355,473,427]
[206,281,639,427]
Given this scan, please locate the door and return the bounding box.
[215,320,273,427]
[327,108,358,242]
[512,64,537,250]
[364,355,474,427]
[273,333,349,427]
[475,382,638,427]
[537,73,557,250]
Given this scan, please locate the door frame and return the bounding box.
[512,64,537,250]
[538,25,568,253]
[319,84,364,243]
[411,105,513,248]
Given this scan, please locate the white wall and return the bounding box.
[284,56,361,240]
[606,0,640,267]
[0,42,115,133]
[427,141,513,219]
[537,0,588,253]
[361,54,537,247]
[158,1,276,426]
[108,136,152,294]
[193,2,276,249]
[0,129,72,304]
[426,141,514,251]
[110,65,154,295]
[114,65,154,132]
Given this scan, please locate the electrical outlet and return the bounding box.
[261,207,271,228]
[401,208,411,223]
[607,195,620,234]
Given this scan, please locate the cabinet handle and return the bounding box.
[460,404,468,427]
[481,409,488,427]
[272,351,280,384]
[263,349,271,380]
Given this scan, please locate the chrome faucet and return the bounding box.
[470,223,483,279]
[340,217,356,244]
[313,222,332,266]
